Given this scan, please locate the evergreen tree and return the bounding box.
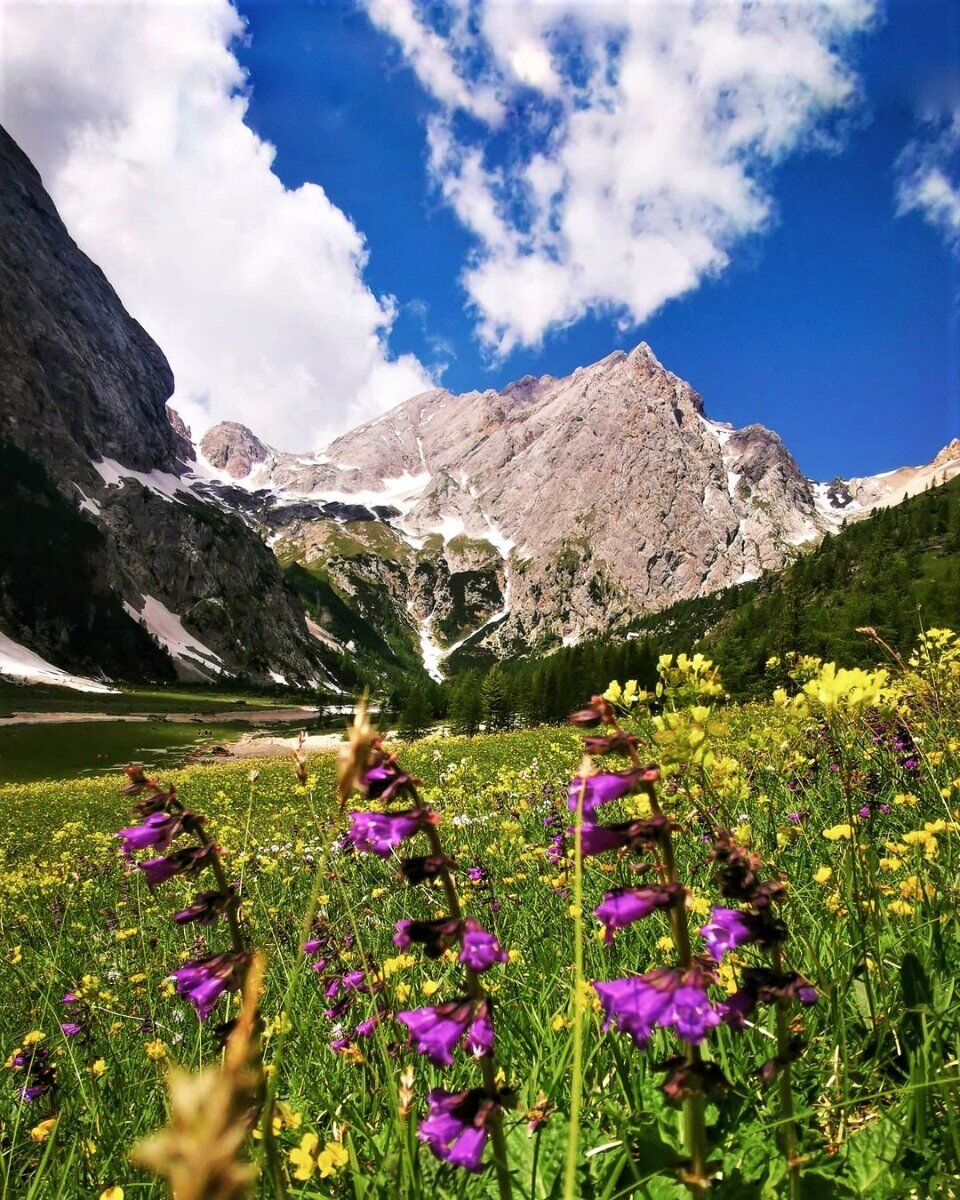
[399,685,432,740]
[481,664,514,730]
[448,670,484,735]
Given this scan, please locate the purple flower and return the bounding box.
[348,809,428,857]
[362,760,414,803]
[393,917,462,958]
[400,855,451,884]
[171,952,249,1019]
[303,939,322,954]
[578,816,670,857]
[670,982,722,1043]
[397,999,493,1066]
[459,919,508,972]
[418,1088,498,1173]
[594,975,674,1048]
[60,1022,83,1037]
[699,907,758,960]
[139,844,213,888]
[594,883,683,942]
[467,866,486,883]
[116,811,188,858]
[11,1045,57,1102]
[324,970,367,1000]
[582,731,642,756]
[595,967,720,1047]
[62,992,78,1005]
[568,770,644,816]
[717,988,757,1030]
[172,884,237,925]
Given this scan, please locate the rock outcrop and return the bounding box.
[0,125,325,687]
[201,346,958,677]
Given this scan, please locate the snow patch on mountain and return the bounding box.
[0,629,118,693]
[92,457,193,503]
[123,595,226,676]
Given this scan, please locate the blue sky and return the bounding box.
[234,0,959,479]
[5,0,957,475]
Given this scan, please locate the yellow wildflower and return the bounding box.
[30,1117,57,1143]
[289,1133,320,1181]
[316,1141,349,1177]
[813,866,833,884]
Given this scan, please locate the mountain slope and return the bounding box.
[0,125,326,688]
[625,471,960,693]
[200,348,959,678]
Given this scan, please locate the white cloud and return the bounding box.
[363,0,877,355]
[0,0,433,449]
[896,111,960,252]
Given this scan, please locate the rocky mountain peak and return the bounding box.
[0,124,190,477]
[933,438,960,470]
[200,421,271,479]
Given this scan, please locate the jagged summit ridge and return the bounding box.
[195,340,842,670]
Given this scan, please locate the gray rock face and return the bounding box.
[207,344,844,670]
[0,124,324,686]
[0,127,189,475]
[200,421,270,479]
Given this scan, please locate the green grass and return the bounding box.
[2,647,960,1198]
[0,680,323,718]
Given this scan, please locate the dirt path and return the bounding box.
[195,729,349,760]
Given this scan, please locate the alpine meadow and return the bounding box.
[1,1,959,1198]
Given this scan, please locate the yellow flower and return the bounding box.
[89,1058,106,1077]
[144,1039,167,1061]
[316,1141,349,1177]
[550,1013,569,1032]
[100,1190,124,1200]
[879,856,902,872]
[289,1133,319,1181]
[22,1030,45,1047]
[887,900,915,918]
[823,824,852,841]
[813,866,833,884]
[30,1117,57,1143]
[421,979,442,998]
[8,946,21,964]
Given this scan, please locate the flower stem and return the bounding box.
[423,821,513,1200]
[563,774,587,1200]
[772,944,801,1200]
[642,779,710,1194]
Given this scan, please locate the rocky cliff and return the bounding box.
[0,125,326,687]
[198,343,959,678]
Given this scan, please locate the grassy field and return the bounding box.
[0,679,325,718]
[2,638,960,1198]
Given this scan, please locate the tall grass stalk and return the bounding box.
[563,774,588,1200]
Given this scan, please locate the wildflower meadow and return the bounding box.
[3,630,960,1199]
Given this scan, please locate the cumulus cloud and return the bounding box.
[0,0,433,449]
[896,111,960,252]
[363,0,877,356]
